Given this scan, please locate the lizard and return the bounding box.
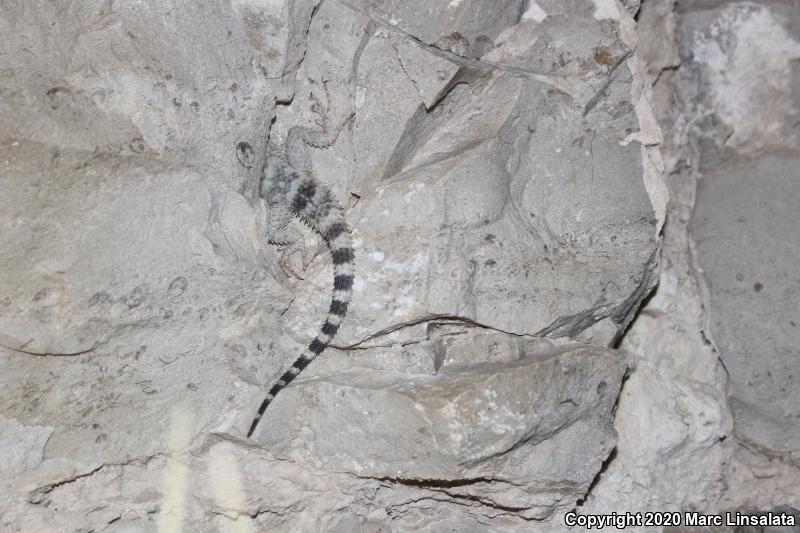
[247,86,354,438]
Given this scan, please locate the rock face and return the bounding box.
[683,2,800,467]
[2,0,661,531]
[583,0,800,526]
[693,152,800,463]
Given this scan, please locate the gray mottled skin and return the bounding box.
[248,90,354,438]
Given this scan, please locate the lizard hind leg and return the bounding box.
[267,204,306,280]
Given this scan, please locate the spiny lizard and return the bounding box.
[247,86,354,438]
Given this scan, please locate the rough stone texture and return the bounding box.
[579,1,734,516]
[7,0,800,531]
[681,2,800,466]
[581,0,800,527]
[679,0,800,509]
[693,152,800,464]
[0,0,660,531]
[1,341,628,531]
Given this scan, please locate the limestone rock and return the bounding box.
[0,0,660,530]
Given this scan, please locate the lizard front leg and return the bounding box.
[284,81,354,173]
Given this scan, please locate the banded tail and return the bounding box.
[248,151,354,438]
